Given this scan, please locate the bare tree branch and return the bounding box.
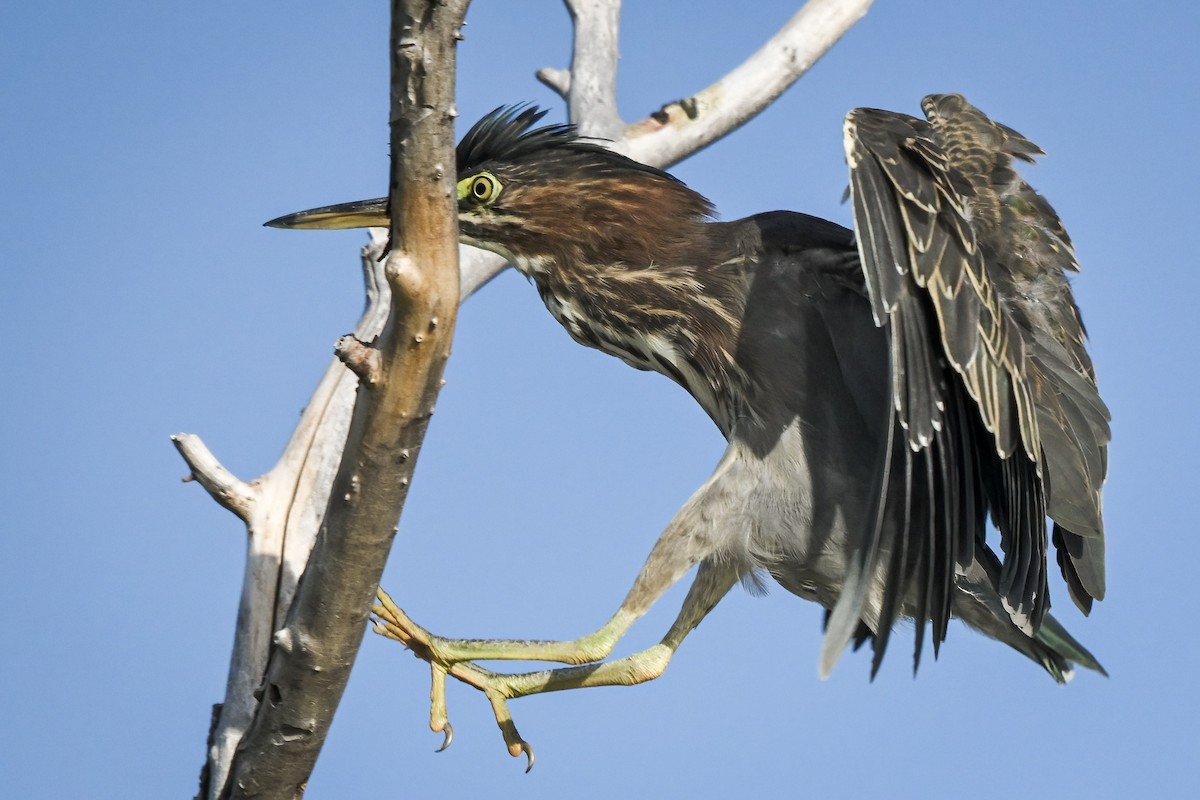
[183,0,872,795]
[189,232,392,800]
[536,66,571,99]
[173,434,258,522]
[190,2,469,797]
[555,0,624,138]
[621,0,872,165]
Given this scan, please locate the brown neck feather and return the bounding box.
[510,180,752,430]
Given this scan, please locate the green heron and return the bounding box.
[267,96,1109,765]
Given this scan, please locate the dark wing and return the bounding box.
[823,94,1109,675]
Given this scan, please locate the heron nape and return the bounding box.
[267,95,1109,766]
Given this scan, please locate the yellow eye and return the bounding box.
[458,172,502,204]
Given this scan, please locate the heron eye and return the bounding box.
[458,172,502,205]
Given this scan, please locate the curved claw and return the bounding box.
[434,722,454,753]
[376,587,541,771]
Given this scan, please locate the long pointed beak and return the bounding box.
[264,197,389,229]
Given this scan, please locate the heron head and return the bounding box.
[265,106,714,273]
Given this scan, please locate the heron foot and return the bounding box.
[372,586,678,770]
[373,588,535,770]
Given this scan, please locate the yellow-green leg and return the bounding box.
[374,450,745,766]
[373,558,738,769]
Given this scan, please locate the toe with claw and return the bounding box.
[372,587,536,770]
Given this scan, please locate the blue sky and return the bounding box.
[2,1,1197,797]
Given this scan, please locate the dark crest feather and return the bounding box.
[456,105,680,185]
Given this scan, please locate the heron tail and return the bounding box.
[1033,613,1107,682]
[954,552,1106,683]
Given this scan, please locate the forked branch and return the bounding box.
[191,2,468,797]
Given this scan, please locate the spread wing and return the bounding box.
[823,94,1110,675]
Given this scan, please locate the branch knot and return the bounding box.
[335,335,383,384]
